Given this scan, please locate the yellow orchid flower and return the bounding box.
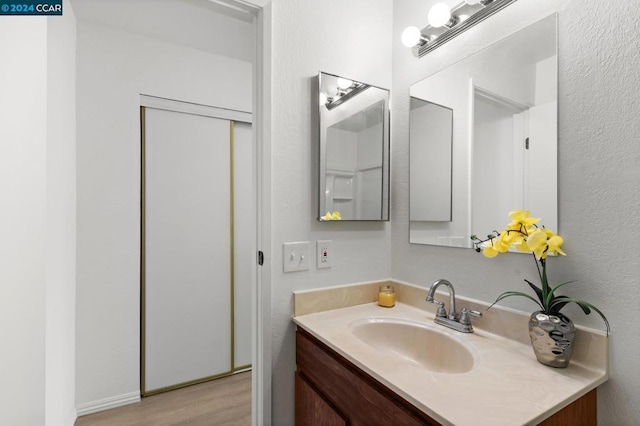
[482,245,499,258]
[508,209,540,228]
[495,232,511,252]
[526,229,552,259]
[502,229,524,245]
[320,211,342,221]
[471,211,565,259]
[546,235,566,256]
[526,229,547,252]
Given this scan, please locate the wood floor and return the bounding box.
[75,371,251,426]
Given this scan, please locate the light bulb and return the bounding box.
[319,92,328,105]
[458,14,470,23]
[336,78,353,90]
[428,3,452,28]
[401,26,422,48]
[325,85,339,98]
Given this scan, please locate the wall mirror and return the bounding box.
[409,14,557,247]
[318,72,390,221]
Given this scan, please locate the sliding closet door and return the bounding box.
[143,108,231,393]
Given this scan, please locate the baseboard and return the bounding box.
[76,391,140,417]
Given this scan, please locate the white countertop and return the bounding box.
[293,302,608,426]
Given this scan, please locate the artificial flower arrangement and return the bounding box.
[320,211,341,221]
[470,210,609,333]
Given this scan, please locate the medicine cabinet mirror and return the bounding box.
[409,14,557,247]
[318,72,390,221]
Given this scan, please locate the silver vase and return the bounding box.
[528,311,575,368]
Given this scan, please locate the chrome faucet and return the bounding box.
[426,279,482,333]
[426,279,458,320]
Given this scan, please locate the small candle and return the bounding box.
[378,285,395,308]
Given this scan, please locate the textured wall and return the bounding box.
[391,0,640,424]
[269,1,393,424]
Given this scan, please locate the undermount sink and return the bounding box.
[350,318,476,374]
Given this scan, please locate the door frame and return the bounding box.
[137,0,273,419]
[252,3,272,425]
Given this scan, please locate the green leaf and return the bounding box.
[545,280,576,310]
[489,291,544,312]
[548,300,569,315]
[524,279,544,307]
[550,280,577,293]
[550,297,610,335]
[540,262,550,300]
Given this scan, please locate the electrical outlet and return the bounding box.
[283,242,310,272]
[316,240,332,269]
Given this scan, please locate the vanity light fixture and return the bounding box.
[403,0,518,57]
[321,80,370,110]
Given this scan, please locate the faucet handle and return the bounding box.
[427,298,447,318]
[459,308,482,326]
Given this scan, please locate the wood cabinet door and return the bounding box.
[295,372,347,426]
[296,329,436,425]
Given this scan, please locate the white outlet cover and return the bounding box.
[316,240,332,269]
[283,242,310,272]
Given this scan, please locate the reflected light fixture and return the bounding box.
[320,81,370,110]
[402,0,518,57]
[336,77,353,90]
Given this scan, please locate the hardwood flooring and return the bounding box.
[75,371,251,426]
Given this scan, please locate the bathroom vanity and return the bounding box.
[293,282,608,426]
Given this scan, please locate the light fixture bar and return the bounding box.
[325,84,370,110]
[414,0,518,58]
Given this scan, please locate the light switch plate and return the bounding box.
[316,240,332,269]
[283,242,310,272]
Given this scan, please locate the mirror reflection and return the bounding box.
[410,98,453,222]
[409,14,557,247]
[318,72,390,221]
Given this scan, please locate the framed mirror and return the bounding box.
[409,14,557,247]
[317,72,390,221]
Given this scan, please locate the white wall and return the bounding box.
[392,0,640,424]
[0,18,48,426]
[46,1,78,424]
[75,20,252,408]
[268,0,393,424]
[0,5,77,424]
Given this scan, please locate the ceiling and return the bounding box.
[70,0,257,62]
